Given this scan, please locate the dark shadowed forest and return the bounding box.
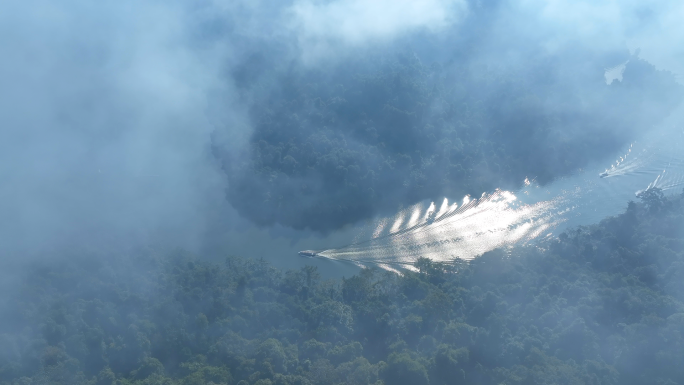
[216,51,682,231]
[2,189,683,385]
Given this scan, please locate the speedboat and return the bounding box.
[599,171,609,178]
[298,250,319,258]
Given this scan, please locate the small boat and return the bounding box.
[298,250,319,258]
[635,188,647,198]
[599,171,609,178]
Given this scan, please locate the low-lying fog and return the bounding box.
[1,0,684,278]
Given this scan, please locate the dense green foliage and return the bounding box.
[1,190,684,385]
[217,50,682,231]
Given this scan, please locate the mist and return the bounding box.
[0,0,240,257]
[2,0,683,253]
[2,1,684,384]
[217,1,682,232]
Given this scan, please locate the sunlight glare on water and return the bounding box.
[316,188,567,268]
[407,204,422,228]
[308,119,684,271]
[390,212,405,234]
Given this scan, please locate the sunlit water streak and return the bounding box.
[316,190,565,267]
[637,162,684,196]
[307,125,684,270]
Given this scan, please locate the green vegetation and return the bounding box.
[217,50,682,231]
[1,190,684,385]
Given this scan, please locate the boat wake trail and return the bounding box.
[314,189,567,269]
[636,162,684,196]
[304,126,684,271]
[599,143,665,178]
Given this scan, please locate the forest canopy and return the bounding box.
[3,2,684,385]
[2,190,684,385]
[215,47,683,231]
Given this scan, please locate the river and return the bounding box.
[213,107,684,278]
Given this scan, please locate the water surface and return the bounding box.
[218,109,684,276]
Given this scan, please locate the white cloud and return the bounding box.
[289,0,468,62]
[0,0,242,255]
[516,0,684,79]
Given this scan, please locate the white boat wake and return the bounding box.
[312,189,567,269]
[302,126,684,270]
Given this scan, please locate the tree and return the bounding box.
[382,353,429,385]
